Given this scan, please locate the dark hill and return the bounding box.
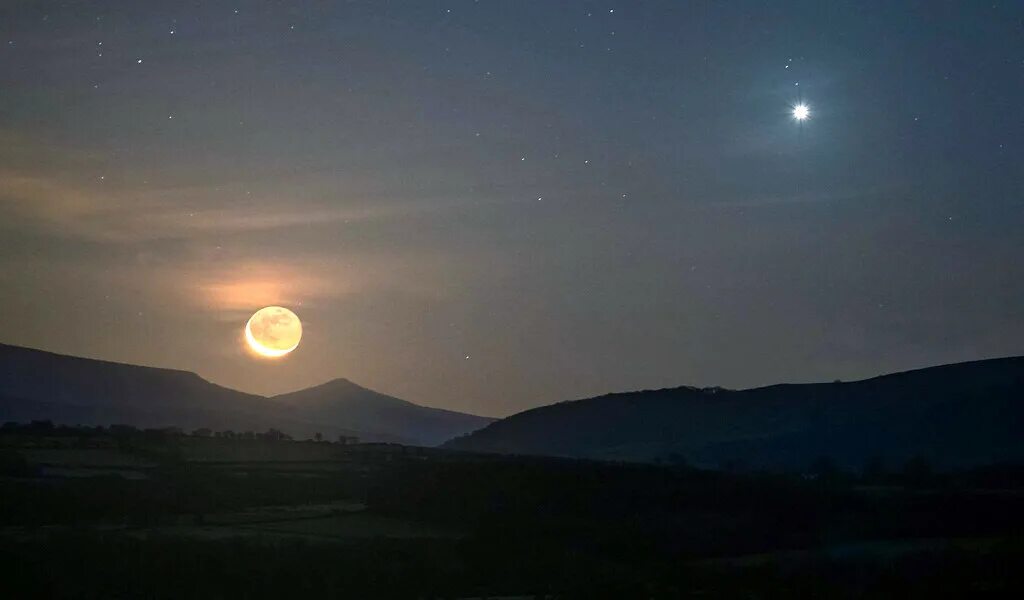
[444,357,1024,471]
[0,342,491,445]
[272,378,494,446]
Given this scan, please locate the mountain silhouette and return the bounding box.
[444,357,1024,471]
[0,342,492,445]
[272,378,494,446]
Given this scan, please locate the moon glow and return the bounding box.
[245,306,302,358]
[792,103,810,121]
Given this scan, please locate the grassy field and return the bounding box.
[1,427,1023,597]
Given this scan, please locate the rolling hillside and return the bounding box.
[444,357,1024,471]
[0,342,492,445]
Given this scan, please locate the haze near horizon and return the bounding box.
[1,1,1021,416]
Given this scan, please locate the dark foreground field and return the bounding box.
[2,425,1023,598]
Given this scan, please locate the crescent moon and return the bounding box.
[245,313,300,358]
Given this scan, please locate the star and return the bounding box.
[792,103,810,121]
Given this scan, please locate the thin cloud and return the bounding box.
[0,168,475,243]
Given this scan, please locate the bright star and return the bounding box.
[792,104,810,121]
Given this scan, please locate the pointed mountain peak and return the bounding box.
[322,377,362,389]
[272,377,412,408]
[295,377,379,396]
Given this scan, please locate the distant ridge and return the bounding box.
[0,342,493,445]
[272,378,494,446]
[444,356,1024,471]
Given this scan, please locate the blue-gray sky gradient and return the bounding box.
[1,1,1021,415]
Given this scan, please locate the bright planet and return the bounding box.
[792,103,810,121]
[244,306,302,358]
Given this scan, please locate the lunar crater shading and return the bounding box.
[245,306,302,358]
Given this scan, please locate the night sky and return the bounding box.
[1,1,1021,416]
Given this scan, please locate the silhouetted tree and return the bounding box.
[263,428,291,441]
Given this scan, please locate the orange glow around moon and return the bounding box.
[245,306,302,358]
